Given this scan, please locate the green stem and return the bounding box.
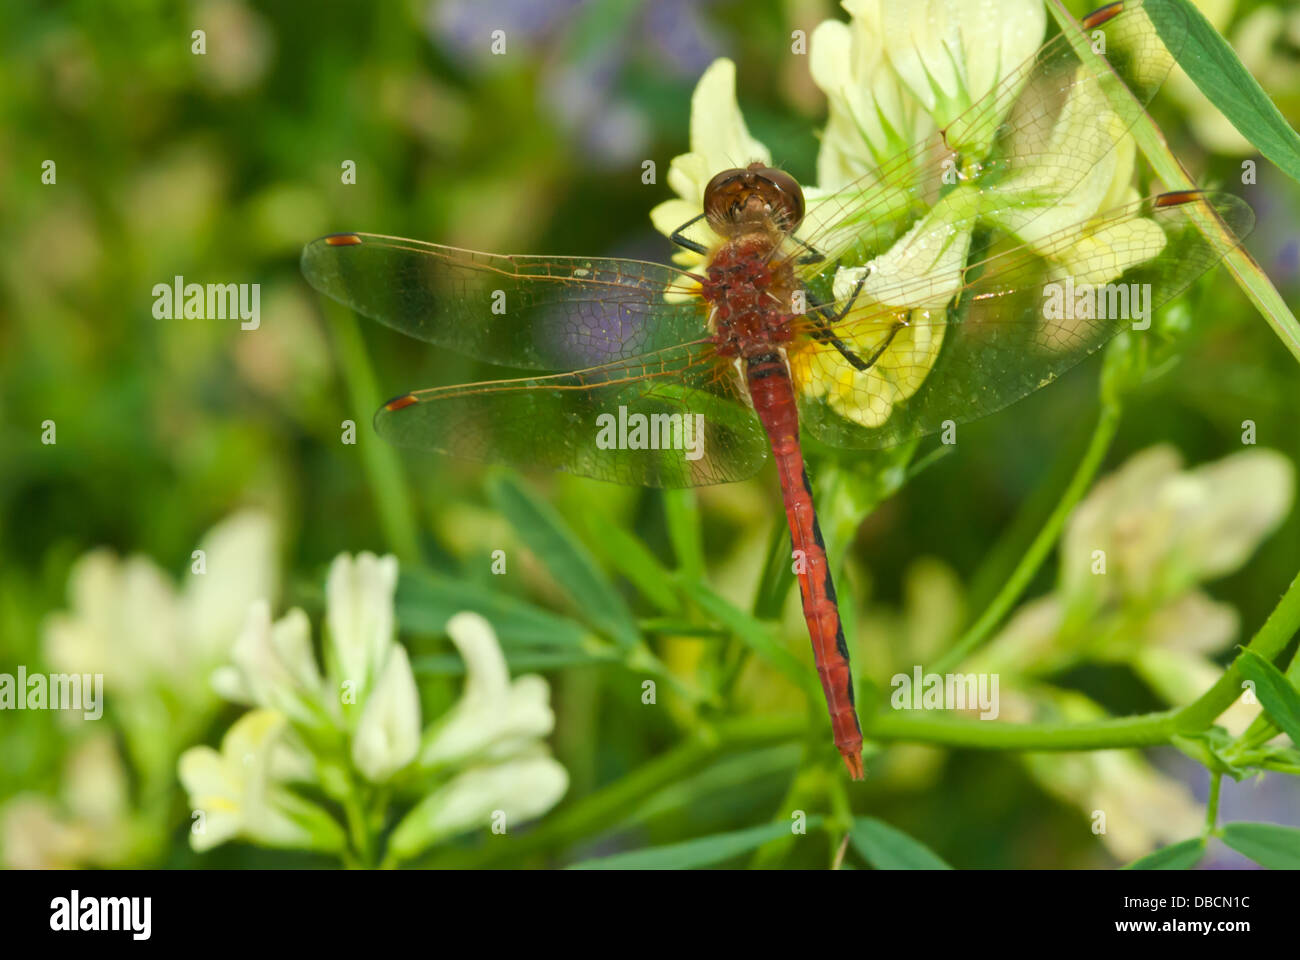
[868,567,1300,751]
[748,746,820,870]
[323,302,422,566]
[932,399,1120,673]
[1172,567,1300,732]
[1204,772,1222,834]
[866,708,1178,749]
[341,786,373,868]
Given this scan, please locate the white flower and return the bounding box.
[0,734,131,869]
[43,510,277,698]
[1061,446,1293,605]
[187,556,569,864]
[184,510,281,663]
[212,603,325,725]
[352,644,421,782]
[387,748,568,864]
[178,709,344,854]
[976,446,1291,736]
[383,612,568,864]
[811,0,1046,187]
[325,551,400,712]
[1018,689,1203,861]
[419,612,556,768]
[212,553,421,783]
[44,552,180,694]
[1,797,88,870]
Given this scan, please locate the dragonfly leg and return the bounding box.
[860,321,905,369]
[804,271,870,371]
[792,235,827,266]
[670,213,710,256]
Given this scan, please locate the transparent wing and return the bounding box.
[301,233,708,371]
[374,342,769,488]
[793,0,1186,288]
[791,191,1255,449]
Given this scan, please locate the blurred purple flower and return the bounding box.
[427,0,724,168]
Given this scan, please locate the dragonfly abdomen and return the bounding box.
[745,351,865,780]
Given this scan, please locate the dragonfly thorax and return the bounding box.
[702,231,798,358]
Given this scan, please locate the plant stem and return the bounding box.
[866,708,1178,749]
[932,399,1120,673]
[1204,772,1222,834]
[323,301,422,566]
[341,786,373,868]
[868,567,1300,750]
[1173,567,1300,732]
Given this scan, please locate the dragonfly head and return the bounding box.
[703,163,805,237]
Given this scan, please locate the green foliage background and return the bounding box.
[1,0,1299,869]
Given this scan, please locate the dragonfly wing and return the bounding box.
[793,191,1255,449]
[797,0,1185,287]
[301,233,707,371]
[375,342,769,488]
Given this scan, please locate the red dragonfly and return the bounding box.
[303,1,1251,779]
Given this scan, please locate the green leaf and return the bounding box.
[1171,729,1249,780]
[850,817,952,869]
[1146,0,1300,183]
[1221,822,1300,869]
[396,569,591,649]
[752,517,796,620]
[412,648,620,675]
[1235,650,1300,746]
[487,471,639,648]
[662,488,704,579]
[567,818,821,870]
[625,744,804,826]
[1123,837,1207,870]
[583,514,681,615]
[684,581,819,699]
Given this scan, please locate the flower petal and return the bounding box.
[387,752,568,862]
[352,645,422,782]
[325,552,399,707]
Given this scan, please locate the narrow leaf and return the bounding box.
[850,817,952,869]
[662,488,704,578]
[1123,837,1207,870]
[1221,821,1300,869]
[1235,649,1300,746]
[412,648,620,675]
[684,581,819,699]
[583,514,681,614]
[488,471,639,648]
[567,818,821,870]
[1146,0,1300,184]
[396,569,590,649]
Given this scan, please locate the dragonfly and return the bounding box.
[302,1,1253,779]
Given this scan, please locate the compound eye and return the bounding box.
[753,167,805,231]
[702,167,751,231]
[703,167,747,199]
